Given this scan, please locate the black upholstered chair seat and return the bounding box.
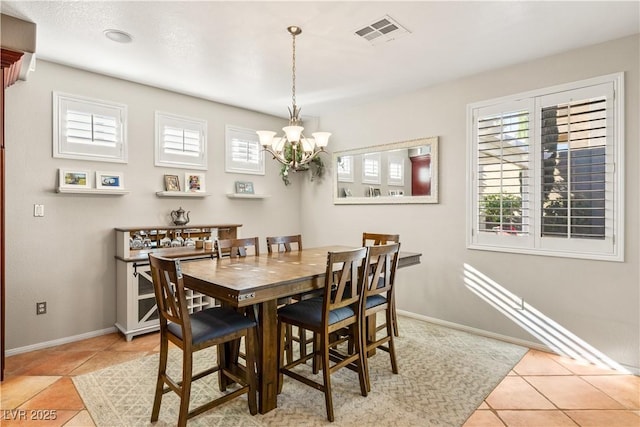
[278,297,355,327]
[168,306,257,345]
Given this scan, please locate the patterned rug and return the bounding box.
[73,317,527,426]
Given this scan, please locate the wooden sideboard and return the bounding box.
[115,224,241,340]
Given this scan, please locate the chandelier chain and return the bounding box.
[291,31,296,109]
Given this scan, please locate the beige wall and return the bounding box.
[5,35,639,373]
[302,34,640,372]
[4,60,305,349]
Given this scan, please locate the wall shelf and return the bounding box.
[226,193,270,199]
[156,191,210,198]
[57,187,130,195]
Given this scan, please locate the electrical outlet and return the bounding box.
[34,204,45,217]
[36,301,47,315]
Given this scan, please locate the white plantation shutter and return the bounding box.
[537,83,615,255]
[53,92,127,162]
[469,74,623,261]
[387,153,405,186]
[225,125,265,175]
[473,100,533,248]
[362,153,381,184]
[155,112,207,170]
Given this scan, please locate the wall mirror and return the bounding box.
[333,136,438,205]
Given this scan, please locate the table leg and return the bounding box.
[257,299,278,414]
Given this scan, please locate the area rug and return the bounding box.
[73,317,527,426]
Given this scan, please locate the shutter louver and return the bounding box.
[163,126,201,157]
[476,109,530,235]
[541,97,608,240]
[231,138,260,165]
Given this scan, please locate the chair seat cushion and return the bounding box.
[168,306,256,345]
[278,297,355,327]
[365,294,387,309]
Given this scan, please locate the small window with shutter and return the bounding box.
[53,92,127,163]
[224,125,265,175]
[155,112,207,170]
[468,73,623,261]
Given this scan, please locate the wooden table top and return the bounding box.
[181,245,421,306]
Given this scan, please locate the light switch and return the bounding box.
[34,204,45,217]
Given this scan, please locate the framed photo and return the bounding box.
[235,181,254,194]
[96,171,124,189]
[373,188,381,197]
[185,172,205,192]
[164,174,180,192]
[59,169,90,189]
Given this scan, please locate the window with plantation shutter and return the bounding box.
[225,125,265,175]
[155,112,207,170]
[387,152,405,186]
[468,73,623,261]
[53,92,127,163]
[362,152,381,184]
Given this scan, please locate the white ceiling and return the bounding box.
[2,1,639,119]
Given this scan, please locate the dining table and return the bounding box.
[180,245,421,414]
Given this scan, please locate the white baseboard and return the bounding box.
[6,326,117,357]
[398,310,640,376]
[397,310,551,352]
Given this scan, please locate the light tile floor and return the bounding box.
[1,332,638,426]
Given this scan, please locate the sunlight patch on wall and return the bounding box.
[463,263,629,373]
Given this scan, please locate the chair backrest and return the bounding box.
[362,232,400,246]
[148,254,191,341]
[266,234,302,254]
[322,247,370,325]
[363,243,401,302]
[216,237,260,258]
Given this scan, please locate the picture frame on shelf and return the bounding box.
[59,169,90,189]
[185,172,205,192]
[373,188,381,197]
[164,174,180,192]
[235,181,254,194]
[96,171,124,190]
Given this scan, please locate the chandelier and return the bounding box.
[256,26,331,171]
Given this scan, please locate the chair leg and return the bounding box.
[361,315,372,393]
[391,293,399,337]
[177,349,193,427]
[151,335,168,422]
[387,308,399,374]
[299,327,308,358]
[354,323,368,397]
[312,333,320,374]
[320,334,334,422]
[285,324,294,363]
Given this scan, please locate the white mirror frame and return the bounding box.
[333,136,439,205]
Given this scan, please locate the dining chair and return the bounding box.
[362,232,400,337]
[277,247,370,422]
[266,234,302,253]
[266,234,309,364]
[216,236,260,258]
[148,254,258,427]
[360,242,401,392]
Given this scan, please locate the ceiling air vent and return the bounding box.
[354,15,410,46]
